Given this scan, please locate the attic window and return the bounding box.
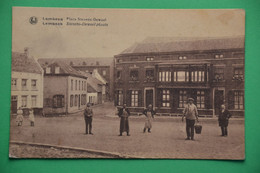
[146,57,154,61]
[178,56,187,60]
[46,67,51,74]
[55,67,60,74]
[215,54,224,59]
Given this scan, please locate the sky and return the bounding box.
[12,7,245,59]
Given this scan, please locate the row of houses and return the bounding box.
[11,49,107,115]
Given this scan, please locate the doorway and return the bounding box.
[214,90,224,115]
[11,96,18,114]
[145,89,154,108]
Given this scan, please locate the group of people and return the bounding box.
[182,98,232,139]
[15,107,35,127]
[83,98,232,140]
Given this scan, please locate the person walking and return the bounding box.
[182,98,199,140]
[84,103,93,135]
[28,109,35,126]
[142,104,156,133]
[16,107,24,126]
[118,104,130,136]
[218,104,232,136]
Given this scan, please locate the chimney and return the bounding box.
[24,47,29,57]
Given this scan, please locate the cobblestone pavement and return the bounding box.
[9,102,245,159]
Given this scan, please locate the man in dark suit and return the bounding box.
[118,104,130,136]
[218,104,232,136]
[84,103,93,135]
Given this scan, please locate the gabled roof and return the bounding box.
[119,36,245,55]
[12,52,42,74]
[77,71,103,93]
[43,61,87,79]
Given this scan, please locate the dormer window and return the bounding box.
[46,67,51,74]
[178,56,187,60]
[55,67,60,74]
[215,54,224,59]
[146,57,154,61]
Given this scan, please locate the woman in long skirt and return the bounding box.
[142,104,156,133]
[16,107,24,126]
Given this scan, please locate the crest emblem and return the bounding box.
[29,16,38,25]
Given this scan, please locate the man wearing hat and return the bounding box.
[84,103,94,135]
[182,98,199,140]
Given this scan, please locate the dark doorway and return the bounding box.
[11,96,18,114]
[145,89,153,108]
[214,90,224,115]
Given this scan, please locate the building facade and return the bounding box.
[114,37,245,117]
[11,50,44,115]
[41,62,88,115]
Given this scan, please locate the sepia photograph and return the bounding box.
[9,7,245,159]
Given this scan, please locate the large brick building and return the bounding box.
[114,37,244,117]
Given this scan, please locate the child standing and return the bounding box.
[29,109,35,126]
[16,107,24,126]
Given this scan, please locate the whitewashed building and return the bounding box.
[11,49,44,114]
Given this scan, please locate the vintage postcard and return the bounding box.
[10,7,245,159]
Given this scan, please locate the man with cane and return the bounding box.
[182,98,199,140]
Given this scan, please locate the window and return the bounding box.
[55,67,60,74]
[21,79,27,90]
[31,79,37,90]
[74,95,78,106]
[78,80,81,90]
[75,80,77,90]
[178,56,187,60]
[179,90,187,108]
[214,68,224,81]
[196,91,205,109]
[116,71,122,79]
[117,90,123,106]
[146,57,154,61]
[191,71,205,82]
[130,70,138,81]
[103,70,106,76]
[174,71,189,82]
[159,71,172,82]
[82,81,84,91]
[234,91,244,110]
[11,78,17,89]
[21,96,27,107]
[215,54,224,59]
[53,95,64,108]
[46,67,51,74]
[70,95,74,107]
[81,94,86,105]
[145,69,154,81]
[84,81,86,90]
[162,89,170,107]
[71,80,73,90]
[131,90,138,107]
[31,95,37,107]
[233,68,244,80]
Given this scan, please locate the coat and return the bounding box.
[218,109,232,127]
[142,109,156,129]
[118,108,130,132]
[84,108,93,119]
